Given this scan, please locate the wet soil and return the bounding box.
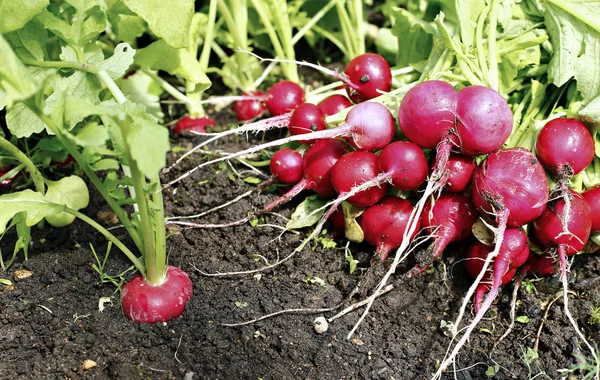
[1,117,600,380]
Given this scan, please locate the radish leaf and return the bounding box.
[0,190,65,234]
[0,0,48,34]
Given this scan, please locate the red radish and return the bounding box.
[435,148,548,377]
[343,53,392,103]
[377,141,428,191]
[288,103,326,142]
[269,148,303,184]
[527,250,557,277]
[532,190,591,256]
[233,90,267,121]
[408,192,480,277]
[317,94,353,116]
[330,151,387,208]
[121,266,193,324]
[173,116,216,135]
[165,102,397,188]
[0,168,16,187]
[465,228,529,311]
[170,139,349,229]
[329,207,346,237]
[264,80,305,116]
[359,196,418,261]
[435,153,476,193]
[582,186,600,232]
[535,118,594,176]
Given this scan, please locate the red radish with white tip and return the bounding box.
[121,266,193,324]
[359,196,418,262]
[317,94,353,116]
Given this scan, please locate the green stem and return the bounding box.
[198,0,218,70]
[291,0,337,46]
[218,0,254,90]
[21,59,101,74]
[487,0,500,92]
[67,208,146,276]
[151,179,167,272]
[140,68,196,106]
[475,4,491,83]
[0,136,45,193]
[336,0,355,59]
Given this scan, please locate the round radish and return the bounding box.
[378,141,428,190]
[121,266,193,324]
[331,151,387,207]
[265,80,305,116]
[532,190,592,256]
[535,118,594,176]
[317,94,353,116]
[359,196,418,262]
[269,148,303,184]
[527,250,557,277]
[343,53,392,103]
[173,116,216,135]
[233,90,267,121]
[288,103,326,143]
[437,153,476,193]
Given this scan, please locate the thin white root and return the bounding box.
[328,284,394,323]
[165,190,253,221]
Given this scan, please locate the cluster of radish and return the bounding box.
[175,51,600,370]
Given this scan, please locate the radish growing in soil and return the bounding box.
[165,101,396,187]
[359,196,418,261]
[317,94,353,116]
[173,116,216,136]
[531,189,598,365]
[288,103,327,142]
[330,151,387,208]
[408,192,480,276]
[233,90,267,121]
[269,148,304,185]
[434,147,549,377]
[435,153,476,193]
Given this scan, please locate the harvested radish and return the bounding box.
[121,266,193,324]
[343,53,392,103]
[582,186,600,232]
[436,153,476,193]
[269,148,303,184]
[288,103,326,142]
[527,250,557,277]
[233,90,267,121]
[377,141,429,191]
[409,192,479,277]
[173,116,216,135]
[264,80,305,116]
[317,94,352,116]
[330,151,387,208]
[359,196,418,261]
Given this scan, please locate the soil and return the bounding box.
[1,105,600,380]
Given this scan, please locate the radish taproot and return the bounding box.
[437,153,476,193]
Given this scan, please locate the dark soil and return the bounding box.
[2,118,600,380]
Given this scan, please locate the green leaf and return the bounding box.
[6,103,46,137]
[544,1,600,103]
[122,0,193,49]
[98,43,136,80]
[126,116,170,178]
[286,195,328,230]
[73,122,109,147]
[456,0,485,48]
[107,0,146,43]
[116,70,163,120]
[391,8,435,67]
[515,315,530,323]
[0,0,49,34]
[135,39,211,92]
[579,94,600,130]
[44,175,90,227]
[0,34,40,106]
[0,190,65,234]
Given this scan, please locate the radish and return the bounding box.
[288,103,326,142]
[173,116,216,136]
[269,148,303,184]
[330,151,387,208]
[527,250,558,277]
[436,153,476,193]
[377,141,429,191]
[408,192,480,277]
[582,186,600,232]
[434,148,549,377]
[233,90,267,121]
[317,94,353,116]
[264,80,305,116]
[121,266,193,323]
[359,196,418,261]
[166,102,396,187]
[464,228,529,312]
[343,53,392,103]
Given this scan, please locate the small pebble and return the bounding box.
[14,270,33,281]
[313,316,328,334]
[82,360,97,370]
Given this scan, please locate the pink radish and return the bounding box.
[408,192,480,277]
[377,141,429,191]
[436,153,476,193]
[121,266,193,323]
[359,196,418,261]
[582,186,600,232]
[343,53,392,103]
[317,94,353,116]
[233,90,267,121]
